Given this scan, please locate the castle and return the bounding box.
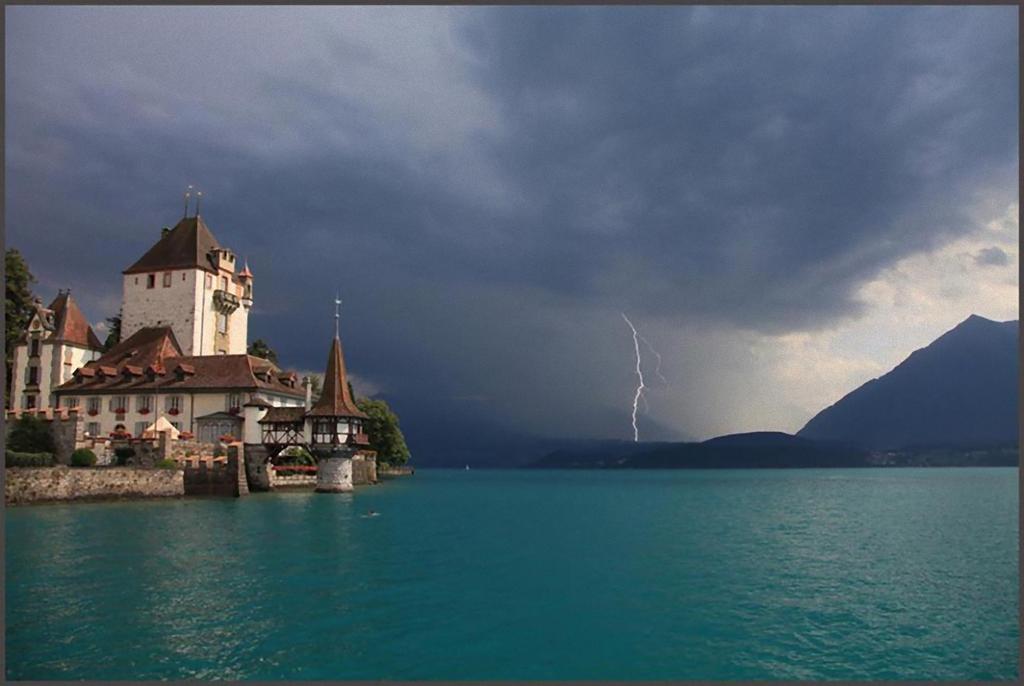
[10,206,307,443]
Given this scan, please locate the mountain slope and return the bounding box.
[797,315,1018,449]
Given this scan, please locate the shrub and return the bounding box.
[113,447,135,466]
[155,458,178,469]
[7,415,55,453]
[70,448,97,467]
[5,450,54,467]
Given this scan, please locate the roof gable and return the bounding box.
[123,216,221,275]
[97,326,183,368]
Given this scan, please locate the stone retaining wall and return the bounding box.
[5,466,184,505]
[270,472,317,488]
[353,454,378,485]
[182,451,247,497]
[378,464,414,476]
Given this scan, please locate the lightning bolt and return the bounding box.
[622,313,645,442]
[639,334,668,386]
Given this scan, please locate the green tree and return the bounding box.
[7,415,55,453]
[103,312,122,351]
[356,397,411,466]
[5,249,36,406]
[248,338,278,364]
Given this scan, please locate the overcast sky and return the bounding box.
[5,6,1018,458]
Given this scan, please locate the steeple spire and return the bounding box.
[307,323,367,418]
[334,293,341,338]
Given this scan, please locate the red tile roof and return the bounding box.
[48,292,104,349]
[98,326,183,369]
[55,326,304,399]
[258,406,307,424]
[123,216,222,275]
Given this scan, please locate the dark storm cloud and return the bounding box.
[974,246,1011,267]
[456,6,1017,330]
[4,6,1017,456]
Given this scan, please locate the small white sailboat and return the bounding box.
[465,464,470,471]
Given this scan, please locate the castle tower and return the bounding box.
[120,213,252,356]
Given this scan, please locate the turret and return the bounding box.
[239,261,254,310]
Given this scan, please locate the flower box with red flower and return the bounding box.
[113,407,126,414]
[179,431,194,440]
[87,409,99,416]
[138,407,151,415]
[218,434,236,444]
[168,407,180,416]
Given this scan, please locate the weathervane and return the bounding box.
[183,185,193,218]
[195,190,203,217]
[334,293,342,338]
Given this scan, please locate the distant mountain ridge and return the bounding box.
[797,315,1018,449]
[525,315,1018,470]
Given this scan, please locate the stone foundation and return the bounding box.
[271,472,317,488]
[243,444,272,491]
[5,466,184,505]
[352,454,378,485]
[316,456,353,493]
[182,453,247,497]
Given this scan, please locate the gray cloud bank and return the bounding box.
[5,6,1018,459]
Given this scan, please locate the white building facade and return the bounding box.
[9,291,104,411]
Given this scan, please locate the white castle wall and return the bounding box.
[10,337,99,411]
[122,266,250,357]
[121,270,203,355]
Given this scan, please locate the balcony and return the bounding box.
[212,289,240,315]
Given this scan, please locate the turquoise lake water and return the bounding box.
[5,468,1019,680]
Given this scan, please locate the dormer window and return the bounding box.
[173,363,196,381]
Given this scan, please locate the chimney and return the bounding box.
[304,376,313,411]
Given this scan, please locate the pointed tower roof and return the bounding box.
[48,291,104,350]
[123,216,221,274]
[239,260,253,279]
[307,335,368,418]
